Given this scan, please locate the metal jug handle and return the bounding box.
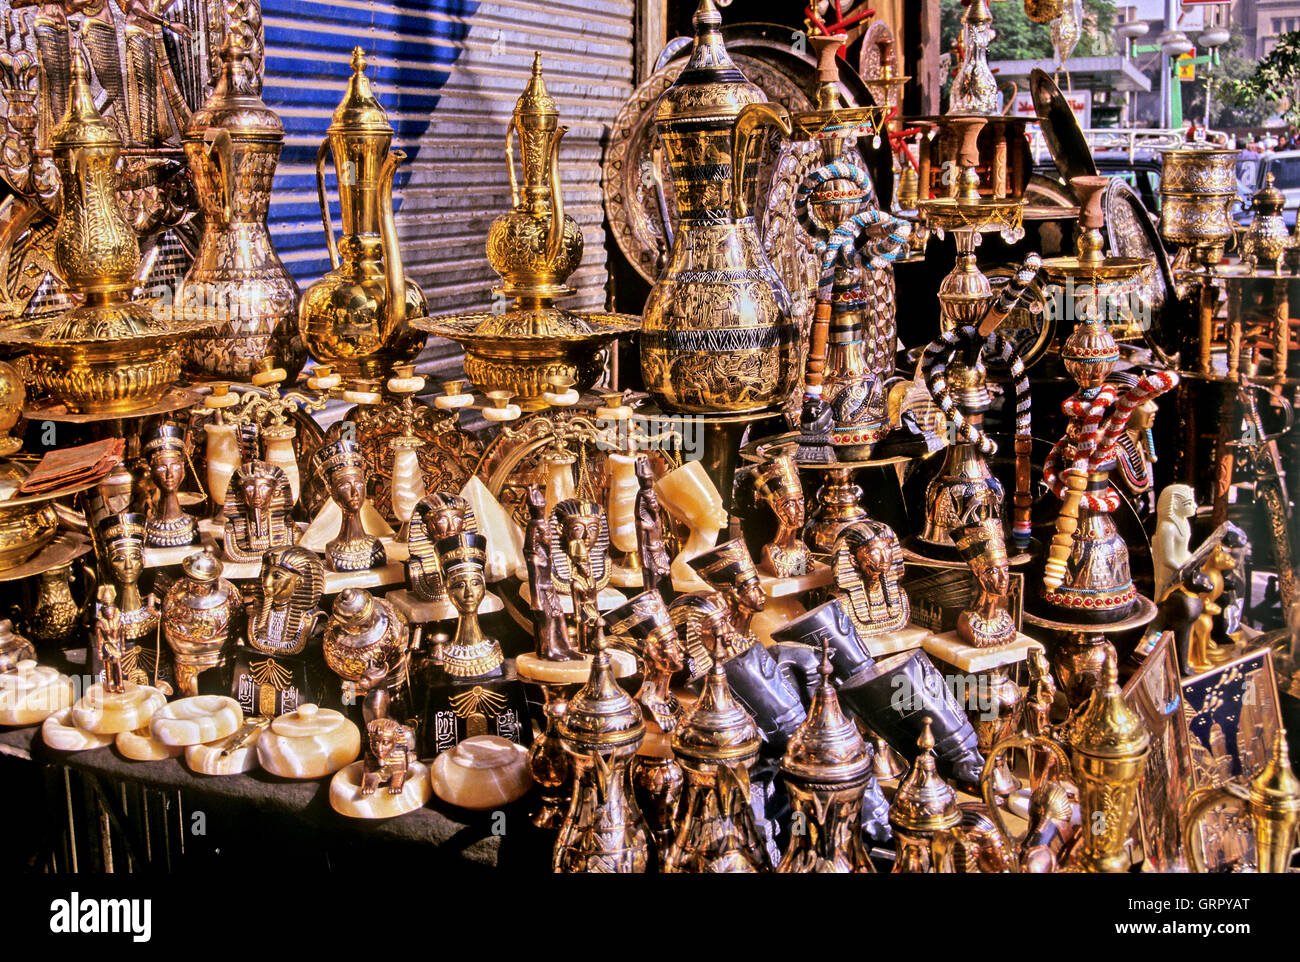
[203,127,234,226]
[730,102,791,220]
[505,116,520,209]
[378,149,407,336]
[544,125,568,268]
[980,731,1072,873]
[314,140,340,271]
[1182,782,1247,873]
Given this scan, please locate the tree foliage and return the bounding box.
[1220,30,1300,125]
[939,0,1116,62]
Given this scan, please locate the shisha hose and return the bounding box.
[978,253,1042,337]
[920,326,1032,547]
[1041,371,1180,590]
[796,159,911,396]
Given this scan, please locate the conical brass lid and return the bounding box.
[672,658,760,764]
[655,0,764,125]
[1068,648,1149,759]
[53,53,118,150]
[329,48,394,136]
[185,30,283,142]
[890,717,961,832]
[1250,730,1300,811]
[515,52,557,124]
[781,641,871,784]
[559,645,644,753]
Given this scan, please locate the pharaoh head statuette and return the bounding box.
[251,545,325,656]
[313,439,386,571]
[144,424,198,548]
[224,460,294,563]
[831,520,910,638]
[750,449,811,579]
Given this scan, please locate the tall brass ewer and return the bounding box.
[299,48,427,377]
[178,27,304,380]
[1066,650,1149,872]
[2,53,208,414]
[639,0,798,413]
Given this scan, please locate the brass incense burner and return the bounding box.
[419,55,638,406]
[299,48,427,377]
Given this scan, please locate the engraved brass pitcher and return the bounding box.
[639,0,798,414]
[299,48,427,377]
[178,31,305,380]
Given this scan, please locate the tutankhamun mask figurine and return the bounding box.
[688,539,766,654]
[162,548,240,697]
[830,520,910,640]
[324,588,409,698]
[551,499,610,655]
[143,424,198,548]
[435,532,504,679]
[314,439,387,572]
[778,637,878,874]
[750,449,811,579]
[299,48,427,376]
[524,486,579,662]
[249,546,325,657]
[664,625,771,873]
[553,636,651,873]
[605,589,685,733]
[223,461,294,563]
[655,459,729,593]
[98,513,159,656]
[405,491,475,603]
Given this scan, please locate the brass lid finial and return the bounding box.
[329,46,392,136]
[53,49,118,150]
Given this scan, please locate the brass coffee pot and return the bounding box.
[1184,730,1300,873]
[639,0,798,414]
[178,28,304,380]
[299,48,427,377]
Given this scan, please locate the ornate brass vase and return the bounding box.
[1158,144,1239,266]
[639,0,798,413]
[178,30,304,380]
[162,549,240,697]
[299,48,427,377]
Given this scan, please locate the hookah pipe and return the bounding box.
[1041,370,1180,591]
[920,253,1040,548]
[795,159,912,400]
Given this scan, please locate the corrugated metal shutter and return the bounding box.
[260,0,635,377]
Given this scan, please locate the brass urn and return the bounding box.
[299,48,427,377]
[1158,144,1240,267]
[162,548,240,697]
[418,55,638,405]
[638,0,798,413]
[1240,173,1291,273]
[178,28,304,380]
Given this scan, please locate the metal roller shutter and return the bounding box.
[260,0,636,378]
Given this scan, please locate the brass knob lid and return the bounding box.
[52,54,119,150]
[780,641,871,784]
[890,717,961,832]
[672,654,761,764]
[329,47,394,136]
[515,52,557,126]
[559,642,645,753]
[1067,648,1149,759]
[1254,172,1287,217]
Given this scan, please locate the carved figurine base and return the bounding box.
[431,735,532,810]
[922,631,1041,673]
[862,624,932,659]
[256,704,361,778]
[42,708,115,752]
[0,662,74,725]
[516,650,638,685]
[71,683,168,736]
[388,587,503,624]
[330,759,433,818]
[116,727,184,761]
[149,696,243,747]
